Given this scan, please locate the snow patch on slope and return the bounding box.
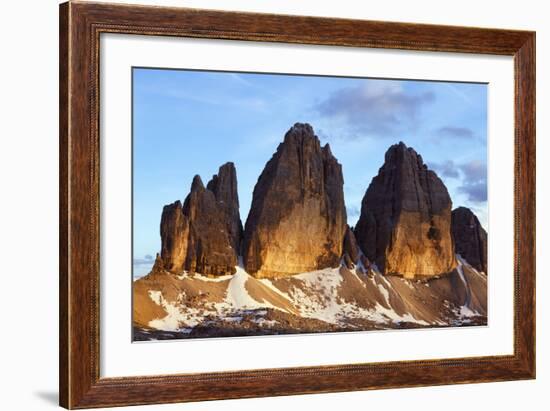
[278,267,429,326]
[259,278,293,300]
[147,290,203,330]
[377,282,391,305]
[373,302,430,325]
[455,255,481,318]
[459,305,479,317]
[145,258,471,332]
[221,266,295,315]
[176,271,233,282]
[289,267,344,323]
[224,266,264,309]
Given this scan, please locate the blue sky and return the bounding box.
[133,67,487,267]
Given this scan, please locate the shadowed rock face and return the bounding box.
[343,225,360,266]
[355,142,457,278]
[451,207,488,273]
[160,164,241,276]
[206,163,243,254]
[243,123,347,278]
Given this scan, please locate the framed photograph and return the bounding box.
[59,1,535,408]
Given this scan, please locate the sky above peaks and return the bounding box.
[133,67,487,262]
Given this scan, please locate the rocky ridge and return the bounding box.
[452,207,488,273]
[160,163,241,276]
[242,123,347,278]
[354,142,457,279]
[135,123,489,340]
[206,163,243,254]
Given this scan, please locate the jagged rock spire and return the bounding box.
[160,163,242,276]
[355,142,456,278]
[242,123,347,278]
[451,206,488,273]
[206,162,243,254]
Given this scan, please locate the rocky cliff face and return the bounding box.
[343,225,360,268]
[206,163,243,254]
[451,207,488,273]
[150,253,166,275]
[159,201,188,272]
[355,142,456,278]
[242,123,347,278]
[160,163,241,276]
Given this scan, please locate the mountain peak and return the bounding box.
[384,141,425,167]
[190,175,205,192]
[355,140,456,278]
[283,122,319,146]
[243,124,346,278]
[206,161,242,253]
[160,164,241,276]
[451,207,487,273]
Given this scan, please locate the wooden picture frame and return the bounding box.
[59,1,535,408]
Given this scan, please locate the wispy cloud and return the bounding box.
[430,160,460,179]
[458,182,487,202]
[138,82,269,111]
[457,160,487,202]
[346,205,360,219]
[435,126,475,140]
[314,81,435,138]
[133,255,154,265]
[430,159,487,203]
[227,73,254,87]
[442,83,473,105]
[225,72,282,99]
[459,159,486,182]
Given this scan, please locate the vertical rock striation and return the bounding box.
[160,163,242,276]
[343,225,360,267]
[355,142,457,278]
[160,200,189,273]
[206,162,243,254]
[451,207,488,273]
[243,123,347,278]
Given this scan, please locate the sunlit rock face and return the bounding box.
[355,142,457,279]
[160,163,241,276]
[242,123,347,278]
[452,207,488,274]
[159,200,189,273]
